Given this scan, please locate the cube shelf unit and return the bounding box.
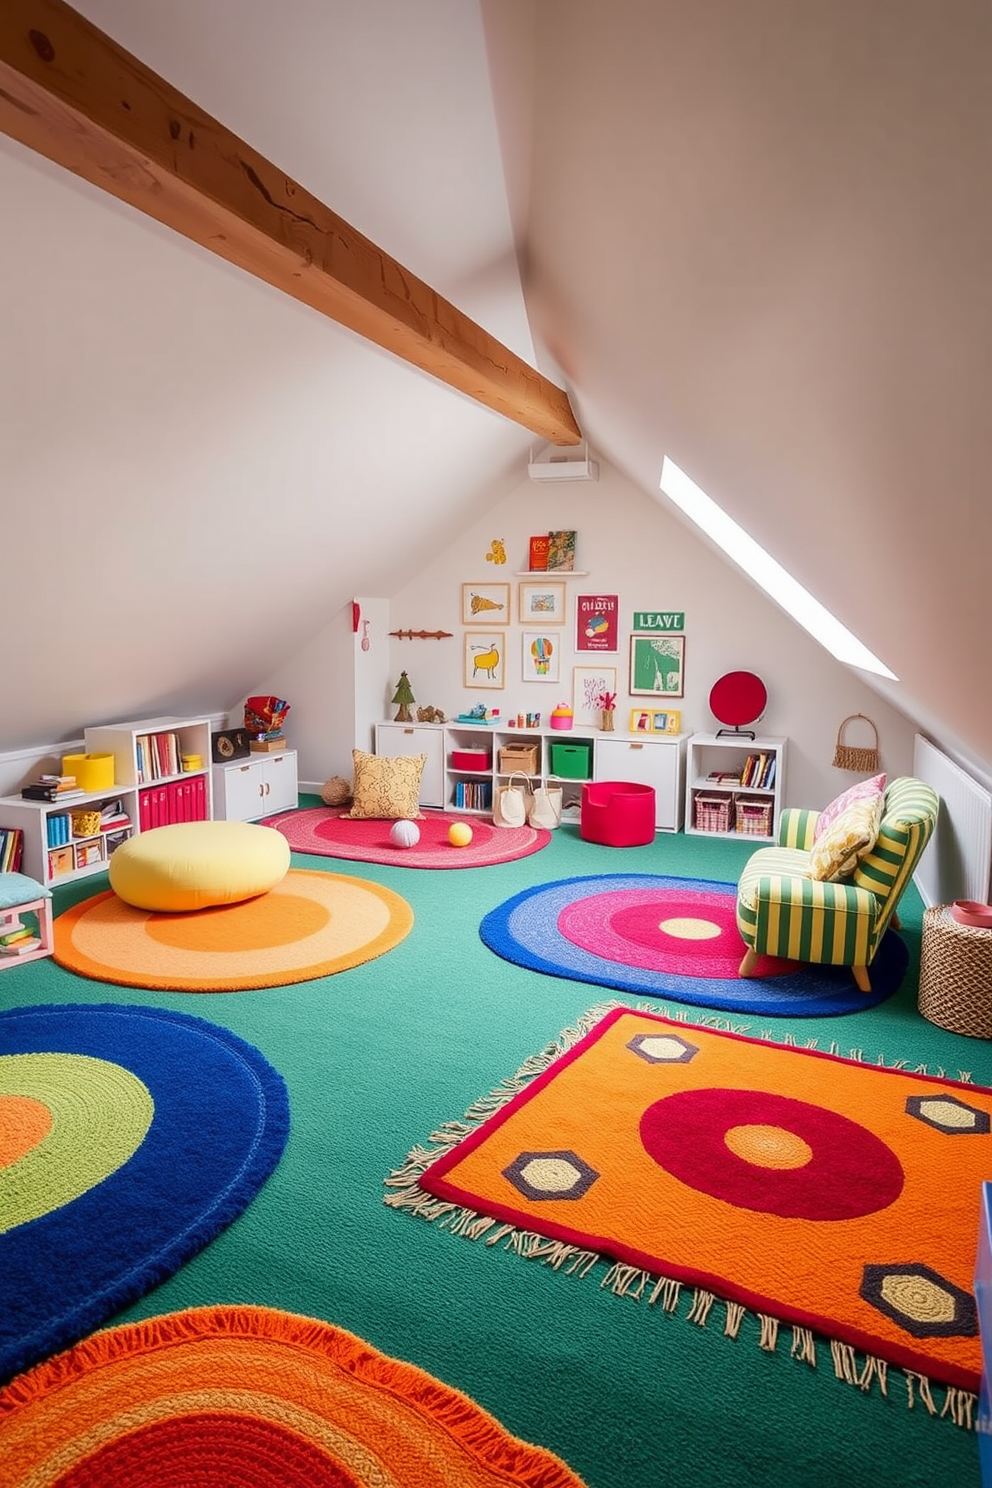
[375,722,687,831]
[0,715,214,890]
[0,787,137,889]
[83,716,213,836]
[684,732,787,842]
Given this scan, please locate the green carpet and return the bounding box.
[5,800,987,1488]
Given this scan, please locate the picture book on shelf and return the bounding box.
[546,530,577,571]
[527,534,550,571]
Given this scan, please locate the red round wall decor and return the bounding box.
[709,671,767,733]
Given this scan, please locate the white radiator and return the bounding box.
[913,734,992,907]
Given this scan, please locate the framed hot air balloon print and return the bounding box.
[521,630,560,683]
[461,583,510,625]
[518,581,565,625]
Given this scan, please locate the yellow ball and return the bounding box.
[448,821,473,847]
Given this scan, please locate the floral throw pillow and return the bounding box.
[808,796,883,882]
[813,773,886,841]
[344,750,426,820]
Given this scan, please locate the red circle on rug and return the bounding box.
[55,1413,361,1487]
[640,1087,904,1219]
[558,888,793,979]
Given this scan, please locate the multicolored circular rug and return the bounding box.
[263,806,550,868]
[0,1305,588,1487]
[53,869,413,991]
[0,1005,289,1386]
[479,874,909,1016]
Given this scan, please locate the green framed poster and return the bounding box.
[629,634,685,697]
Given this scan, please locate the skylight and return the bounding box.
[659,458,898,680]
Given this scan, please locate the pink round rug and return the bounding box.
[263,807,550,869]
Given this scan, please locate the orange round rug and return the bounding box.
[0,1305,588,1487]
[53,870,413,992]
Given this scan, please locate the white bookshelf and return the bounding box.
[684,732,787,842]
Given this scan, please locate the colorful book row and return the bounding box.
[454,780,492,811]
[0,827,24,874]
[138,776,208,829]
[136,731,182,784]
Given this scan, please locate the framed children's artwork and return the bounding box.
[462,583,510,625]
[629,708,682,735]
[572,665,618,727]
[521,631,560,683]
[575,594,619,652]
[629,633,685,698]
[518,580,566,625]
[464,632,506,688]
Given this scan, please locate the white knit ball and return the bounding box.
[389,819,420,849]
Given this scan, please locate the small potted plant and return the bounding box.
[598,690,617,731]
[391,672,416,722]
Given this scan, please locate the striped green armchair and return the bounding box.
[736,777,939,992]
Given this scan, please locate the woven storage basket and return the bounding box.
[918,906,992,1038]
[694,793,732,833]
[832,713,880,773]
[70,810,102,838]
[733,794,774,837]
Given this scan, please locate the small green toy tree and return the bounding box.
[392,671,416,722]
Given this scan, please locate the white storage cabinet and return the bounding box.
[212,751,299,822]
[373,724,444,808]
[375,721,686,832]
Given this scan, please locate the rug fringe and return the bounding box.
[383,1001,979,1430]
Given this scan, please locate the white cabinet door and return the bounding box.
[260,753,298,815]
[374,724,444,808]
[214,761,268,822]
[594,737,683,831]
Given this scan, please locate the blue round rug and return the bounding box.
[0,1003,290,1384]
[479,874,908,1017]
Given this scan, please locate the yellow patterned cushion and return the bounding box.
[345,750,426,820]
[807,796,882,882]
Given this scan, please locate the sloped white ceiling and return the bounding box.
[516,0,992,771]
[0,0,534,750]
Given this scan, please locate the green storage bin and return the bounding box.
[550,741,592,779]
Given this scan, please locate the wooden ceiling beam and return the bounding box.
[0,0,581,445]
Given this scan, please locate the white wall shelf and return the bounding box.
[375,721,686,830]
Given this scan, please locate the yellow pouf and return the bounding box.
[448,822,473,847]
[109,821,291,912]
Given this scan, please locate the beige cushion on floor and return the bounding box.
[344,749,426,820]
[109,821,290,912]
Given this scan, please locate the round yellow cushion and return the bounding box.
[109,821,291,912]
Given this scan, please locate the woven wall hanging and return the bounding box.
[833,713,881,772]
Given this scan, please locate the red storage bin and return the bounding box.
[451,749,490,772]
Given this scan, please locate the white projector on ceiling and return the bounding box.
[527,440,599,482]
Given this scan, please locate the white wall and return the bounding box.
[233,598,391,791]
[387,457,918,811]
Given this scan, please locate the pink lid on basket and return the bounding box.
[949,900,992,929]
